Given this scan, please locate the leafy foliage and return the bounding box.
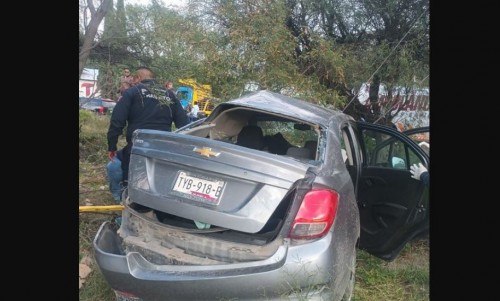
[80,0,429,118]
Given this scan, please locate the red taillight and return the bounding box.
[288,189,339,239]
[99,106,105,114]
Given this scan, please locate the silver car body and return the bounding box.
[94,90,429,301]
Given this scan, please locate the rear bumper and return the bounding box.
[94,222,342,301]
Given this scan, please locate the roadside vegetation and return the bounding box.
[80,0,429,127]
[79,112,428,301]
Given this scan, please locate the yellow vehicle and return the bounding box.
[176,79,216,117]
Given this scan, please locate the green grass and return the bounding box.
[78,110,429,300]
[353,241,429,301]
[79,111,123,300]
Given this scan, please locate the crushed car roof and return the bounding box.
[211,90,348,126]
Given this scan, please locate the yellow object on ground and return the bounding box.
[79,205,124,213]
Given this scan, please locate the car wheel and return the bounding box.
[341,252,356,301]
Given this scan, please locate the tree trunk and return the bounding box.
[368,75,381,122]
[79,0,112,78]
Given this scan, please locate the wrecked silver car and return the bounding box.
[94,90,429,301]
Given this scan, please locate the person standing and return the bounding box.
[119,67,134,95]
[188,101,200,122]
[165,80,174,91]
[106,149,124,202]
[107,66,190,186]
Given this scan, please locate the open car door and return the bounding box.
[355,122,429,261]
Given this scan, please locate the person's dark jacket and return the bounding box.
[107,79,189,151]
[420,171,429,186]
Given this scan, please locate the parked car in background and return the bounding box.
[79,97,116,115]
[94,90,429,301]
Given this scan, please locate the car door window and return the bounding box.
[362,129,424,170]
[341,130,352,166]
[340,125,362,197]
[406,133,429,156]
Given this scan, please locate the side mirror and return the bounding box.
[392,157,406,169]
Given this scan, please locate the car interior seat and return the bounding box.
[236,125,265,150]
[286,147,313,160]
[304,140,318,159]
[264,133,292,155]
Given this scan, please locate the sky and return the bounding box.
[86,0,188,32]
[126,0,188,9]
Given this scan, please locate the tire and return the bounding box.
[341,252,356,301]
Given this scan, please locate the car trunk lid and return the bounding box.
[128,129,312,233]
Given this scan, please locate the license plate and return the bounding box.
[173,171,225,204]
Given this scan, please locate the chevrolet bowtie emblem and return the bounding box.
[193,147,221,158]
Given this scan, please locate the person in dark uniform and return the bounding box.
[107,66,189,186]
